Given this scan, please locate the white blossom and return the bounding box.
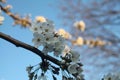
[54,42,65,56]
[42,44,54,55]
[41,21,54,33]
[54,34,65,43]
[68,63,79,74]
[76,73,84,80]
[57,29,72,39]
[103,73,120,80]
[32,32,44,48]
[68,63,82,74]
[30,22,42,34]
[0,9,4,25]
[35,16,46,22]
[43,32,54,44]
[30,18,66,56]
[46,19,54,27]
[70,50,80,62]
[62,45,71,57]
[72,37,84,46]
[73,20,85,32]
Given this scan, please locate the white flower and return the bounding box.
[77,66,83,74]
[76,73,84,80]
[57,29,72,39]
[30,21,54,34]
[54,49,62,57]
[42,44,54,55]
[30,18,67,57]
[41,21,54,33]
[103,73,114,80]
[70,50,80,62]
[73,20,85,32]
[0,15,4,25]
[30,22,42,33]
[62,45,70,57]
[30,25,39,33]
[43,32,54,44]
[54,34,65,43]
[32,32,44,48]
[35,16,46,22]
[38,73,47,80]
[46,19,54,27]
[103,73,120,80]
[72,37,84,46]
[53,36,65,56]
[54,42,65,56]
[68,63,79,74]
[68,63,82,74]
[54,47,64,56]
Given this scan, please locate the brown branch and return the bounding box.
[0,5,31,27]
[0,32,61,66]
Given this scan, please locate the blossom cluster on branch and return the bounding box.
[0,0,119,80]
[27,16,84,80]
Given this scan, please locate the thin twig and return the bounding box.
[0,5,31,26]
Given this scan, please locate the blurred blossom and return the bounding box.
[41,22,54,33]
[54,42,65,56]
[68,62,82,74]
[36,16,46,23]
[62,45,71,57]
[74,20,85,32]
[68,63,79,74]
[4,5,12,10]
[57,28,72,39]
[0,15,4,25]
[30,23,42,33]
[72,37,84,46]
[32,32,45,48]
[102,72,120,80]
[70,50,80,62]
[0,8,4,25]
[42,44,54,55]
[87,39,107,47]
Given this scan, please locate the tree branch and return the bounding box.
[0,5,31,27]
[0,32,61,66]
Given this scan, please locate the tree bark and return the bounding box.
[0,32,61,66]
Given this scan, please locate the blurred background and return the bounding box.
[0,0,120,80]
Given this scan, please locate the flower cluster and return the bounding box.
[29,16,84,80]
[61,46,84,80]
[72,37,108,47]
[102,72,120,80]
[30,17,65,56]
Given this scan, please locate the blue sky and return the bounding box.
[0,0,61,80]
[0,0,120,80]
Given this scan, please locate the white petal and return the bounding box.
[68,63,78,74]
